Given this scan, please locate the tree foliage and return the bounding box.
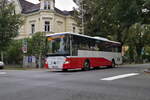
[74,0,144,42]
[0,0,23,51]
[4,32,46,65]
[74,0,150,62]
[4,40,22,64]
[127,23,150,62]
[27,32,46,57]
[26,32,46,67]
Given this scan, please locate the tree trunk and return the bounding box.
[1,51,4,61]
[38,55,42,68]
[136,45,143,63]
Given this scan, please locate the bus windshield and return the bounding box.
[46,35,70,56]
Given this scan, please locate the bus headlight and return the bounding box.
[64,61,70,64]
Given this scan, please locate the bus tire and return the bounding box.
[108,59,116,68]
[82,60,90,71]
[62,69,68,72]
[0,66,3,69]
[111,59,116,68]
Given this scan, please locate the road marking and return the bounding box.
[0,72,7,75]
[101,73,139,81]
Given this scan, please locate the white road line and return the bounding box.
[101,73,139,81]
[0,72,7,75]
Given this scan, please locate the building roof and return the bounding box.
[18,0,73,16]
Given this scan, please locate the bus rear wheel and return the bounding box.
[62,69,68,72]
[82,60,90,71]
[109,60,116,68]
[111,60,116,68]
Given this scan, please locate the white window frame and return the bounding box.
[31,24,35,34]
[44,1,50,10]
[44,21,50,32]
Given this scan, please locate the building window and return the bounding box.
[48,1,50,9]
[73,27,76,33]
[45,21,50,32]
[44,1,50,9]
[44,2,47,9]
[31,24,35,34]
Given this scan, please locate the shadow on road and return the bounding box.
[46,66,118,74]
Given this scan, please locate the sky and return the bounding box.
[26,0,77,11]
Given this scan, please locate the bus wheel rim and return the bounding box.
[84,61,90,70]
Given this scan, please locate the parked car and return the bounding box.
[0,61,4,69]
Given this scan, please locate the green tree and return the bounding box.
[5,40,22,64]
[74,0,143,43]
[111,0,142,43]
[0,0,23,60]
[27,32,46,68]
[143,46,150,62]
[73,0,97,35]
[74,0,150,63]
[127,23,150,63]
[4,32,47,66]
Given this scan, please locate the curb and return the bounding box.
[144,69,150,73]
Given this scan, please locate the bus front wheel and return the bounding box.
[82,60,90,71]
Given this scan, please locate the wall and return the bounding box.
[66,16,80,33]
[16,10,80,39]
[54,14,66,33]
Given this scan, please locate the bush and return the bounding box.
[4,40,23,64]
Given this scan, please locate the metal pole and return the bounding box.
[38,55,41,69]
[23,55,26,68]
[70,35,72,56]
[81,0,84,34]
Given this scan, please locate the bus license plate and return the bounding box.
[52,66,58,68]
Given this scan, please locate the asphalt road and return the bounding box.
[0,64,150,100]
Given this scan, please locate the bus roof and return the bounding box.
[46,32,121,44]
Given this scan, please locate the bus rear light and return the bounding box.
[64,61,70,64]
[44,59,48,69]
[45,60,48,64]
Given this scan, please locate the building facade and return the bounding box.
[13,0,80,39]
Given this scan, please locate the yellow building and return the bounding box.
[13,0,80,39]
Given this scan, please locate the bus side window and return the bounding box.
[63,36,70,54]
[89,39,95,51]
[78,37,89,50]
[72,35,79,56]
[112,45,121,52]
[96,41,106,51]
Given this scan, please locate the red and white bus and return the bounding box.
[45,32,122,71]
